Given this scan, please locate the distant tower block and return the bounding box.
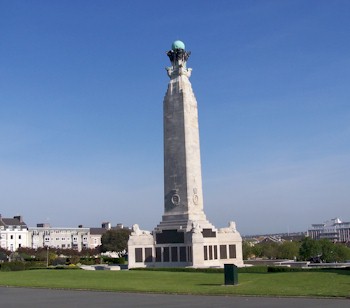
[128,41,243,268]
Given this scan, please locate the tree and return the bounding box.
[101,229,131,254]
[0,248,10,262]
[318,239,350,262]
[332,243,350,262]
[299,237,322,261]
[276,241,300,260]
[242,241,254,259]
[17,247,47,261]
[251,243,263,258]
[261,242,279,259]
[318,239,336,262]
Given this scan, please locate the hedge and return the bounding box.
[130,266,269,273]
[0,261,26,271]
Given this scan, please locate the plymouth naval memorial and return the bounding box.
[128,41,243,268]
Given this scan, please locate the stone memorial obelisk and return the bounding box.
[128,41,243,268]
[160,40,210,230]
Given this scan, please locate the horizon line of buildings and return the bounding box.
[1,214,349,252]
[0,214,128,252]
[307,217,350,243]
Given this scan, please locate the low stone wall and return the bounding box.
[80,265,120,271]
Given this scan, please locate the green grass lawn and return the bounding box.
[0,269,349,298]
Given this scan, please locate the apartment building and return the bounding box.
[0,215,30,251]
[1,214,128,252]
[308,218,350,242]
[29,223,90,251]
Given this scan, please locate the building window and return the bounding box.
[10,235,13,240]
[135,248,143,262]
[187,246,192,262]
[220,245,227,259]
[209,246,213,260]
[204,246,208,260]
[171,247,178,262]
[145,248,152,262]
[229,245,236,259]
[163,247,170,262]
[214,245,218,259]
[155,247,161,262]
[19,235,22,240]
[180,246,186,262]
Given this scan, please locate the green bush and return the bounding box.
[239,266,268,273]
[319,267,350,274]
[130,267,222,273]
[131,266,270,274]
[25,261,47,269]
[0,261,26,271]
[79,258,97,265]
[267,266,350,273]
[102,257,126,264]
[46,266,81,270]
[116,257,126,264]
[51,258,66,266]
[131,267,225,273]
[268,266,308,272]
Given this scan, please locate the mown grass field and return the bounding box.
[0,269,349,298]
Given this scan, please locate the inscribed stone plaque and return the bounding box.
[145,248,152,262]
[135,248,143,263]
[163,247,170,262]
[229,244,236,259]
[220,245,227,259]
[156,230,184,244]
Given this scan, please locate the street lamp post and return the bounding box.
[46,247,49,267]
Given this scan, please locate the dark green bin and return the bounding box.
[224,264,238,285]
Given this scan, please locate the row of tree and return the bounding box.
[243,237,350,262]
[4,230,349,264]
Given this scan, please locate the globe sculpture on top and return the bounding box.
[172,40,185,51]
[166,40,191,78]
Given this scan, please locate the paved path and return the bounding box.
[0,287,349,307]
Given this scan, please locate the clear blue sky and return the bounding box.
[1,0,349,234]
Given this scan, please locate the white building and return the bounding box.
[89,222,112,249]
[0,215,126,252]
[29,223,90,251]
[0,215,30,251]
[308,218,350,243]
